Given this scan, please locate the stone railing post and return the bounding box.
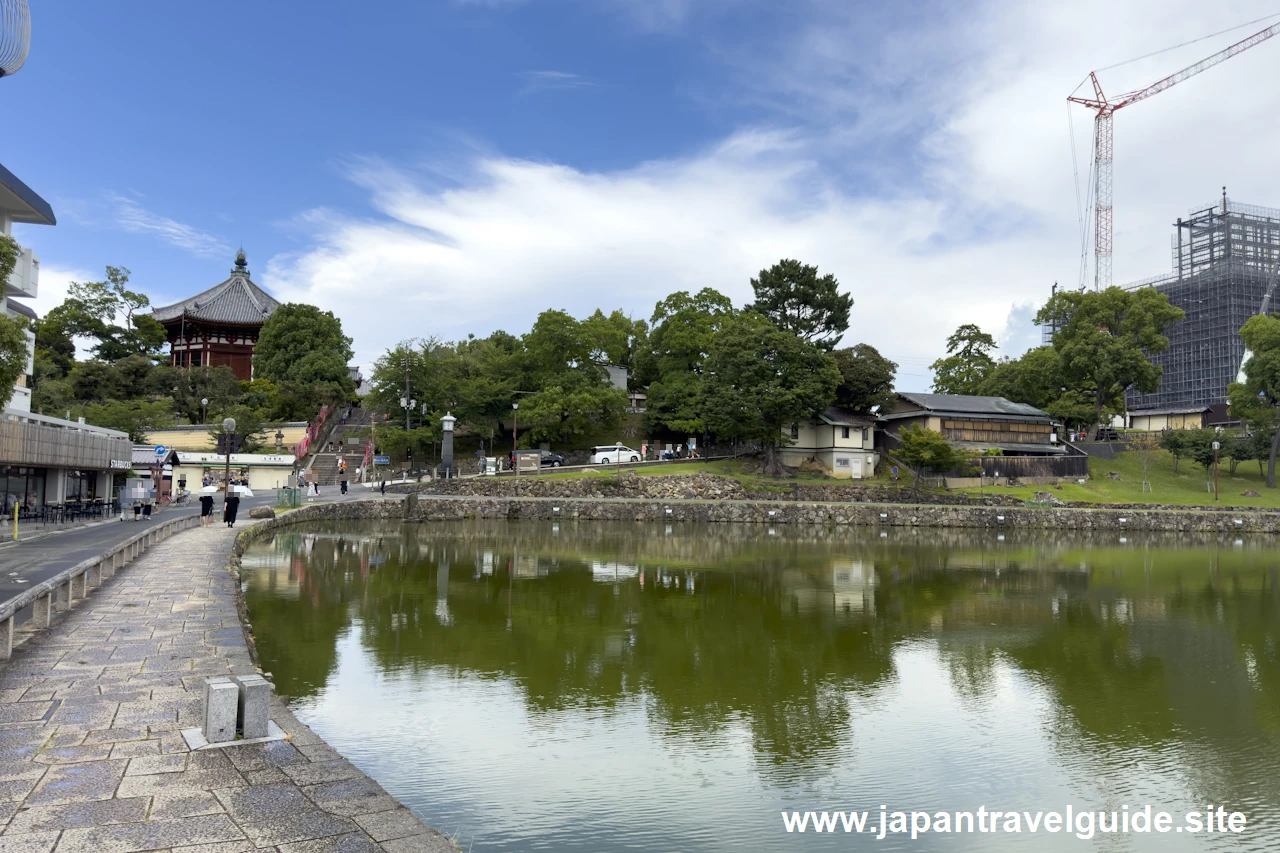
[32,594,51,628]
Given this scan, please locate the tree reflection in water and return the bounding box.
[241,520,1280,850]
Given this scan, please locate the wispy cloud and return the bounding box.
[517,70,598,95]
[110,196,231,259]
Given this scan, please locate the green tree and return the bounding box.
[930,324,998,395]
[1159,429,1191,474]
[518,310,626,445]
[49,266,167,361]
[700,312,840,475]
[149,364,244,424]
[207,404,269,453]
[748,259,852,350]
[0,235,29,410]
[895,424,973,490]
[1228,313,1280,487]
[831,344,896,413]
[1126,431,1161,493]
[581,309,647,370]
[252,304,355,408]
[640,289,736,435]
[0,315,26,412]
[979,346,1100,430]
[76,399,173,442]
[1036,287,1184,428]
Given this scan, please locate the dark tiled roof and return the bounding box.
[817,406,876,427]
[888,393,1050,420]
[0,162,56,226]
[132,446,182,466]
[151,275,280,326]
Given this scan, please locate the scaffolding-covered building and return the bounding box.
[1123,194,1280,421]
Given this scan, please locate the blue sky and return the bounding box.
[9,0,1280,389]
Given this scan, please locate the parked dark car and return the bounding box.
[510,450,565,468]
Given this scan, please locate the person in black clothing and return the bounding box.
[224,492,241,528]
[199,493,215,527]
[380,480,386,496]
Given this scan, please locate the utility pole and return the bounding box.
[1212,437,1221,502]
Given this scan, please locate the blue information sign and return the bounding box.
[154,445,167,456]
[373,455,391,465]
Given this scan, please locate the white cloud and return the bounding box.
[517,71,597,95]
[111,196,231,259]
[265,0,1280,393]
[28,264,94,320]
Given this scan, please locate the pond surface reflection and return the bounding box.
[241,520,1280,852]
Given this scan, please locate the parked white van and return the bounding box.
[591,444,641,464]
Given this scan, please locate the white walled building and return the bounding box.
[1,162,54,413]
[1,163,134,515]
[778,406,880,479]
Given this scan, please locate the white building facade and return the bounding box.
[1,162,53,413]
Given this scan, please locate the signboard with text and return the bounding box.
[373,455,391,465]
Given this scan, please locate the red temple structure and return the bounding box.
[150,251,280,381]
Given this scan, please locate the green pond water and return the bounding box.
[240,520,1280,852]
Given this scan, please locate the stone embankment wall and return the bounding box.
[409,473,1024,506]
[244,494,1280,534]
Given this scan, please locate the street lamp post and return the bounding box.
[201,398,208,424]
[441,413,456,480]
[222,417,236,514]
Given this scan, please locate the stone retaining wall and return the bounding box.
[239,495,1280,534]
[410,473,1024,506]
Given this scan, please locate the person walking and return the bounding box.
[224,490,241,528]
[380,479,386,496]
[199,491,214,527]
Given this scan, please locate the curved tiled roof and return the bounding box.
[150,274,280,326]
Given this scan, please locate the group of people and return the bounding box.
[198,487,240,528]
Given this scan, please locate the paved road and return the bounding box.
[0,488,382,616]
[0,520,451,852]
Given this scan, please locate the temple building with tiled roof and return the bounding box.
[150,251,280,381]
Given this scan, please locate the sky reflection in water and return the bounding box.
[240,520,1280,852]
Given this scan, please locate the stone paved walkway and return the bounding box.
[0,524,454,853]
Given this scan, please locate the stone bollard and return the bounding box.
[202,678,239,743]
[232,674,270,739]
[32,594,51,628]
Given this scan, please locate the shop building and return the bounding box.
[171,452,296,492]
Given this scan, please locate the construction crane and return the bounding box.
[1069,22,1280,291]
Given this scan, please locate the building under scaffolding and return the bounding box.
[1124,194,1280,417]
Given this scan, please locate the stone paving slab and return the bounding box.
[0,525,456,853]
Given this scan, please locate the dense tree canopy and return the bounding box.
[252,304,355,419]
[640,288,736,436]
[832,344,896,414]
[1228,313,1280,486]
[1036,287,1184,426]
[749,259,852,350]
[700,312,841,473]
[0,235,30,410]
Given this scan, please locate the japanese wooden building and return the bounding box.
[150,251,280,381]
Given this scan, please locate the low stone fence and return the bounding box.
[232,494,1280,536]
[0,514,201,659]
[411,474,1025,506]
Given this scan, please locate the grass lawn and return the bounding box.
[529,458,913,490]
[958,448,1280,509]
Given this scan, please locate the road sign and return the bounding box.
[373,455,391,465]
[154,445,167,457]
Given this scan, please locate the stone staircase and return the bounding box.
[307,407,371,486]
